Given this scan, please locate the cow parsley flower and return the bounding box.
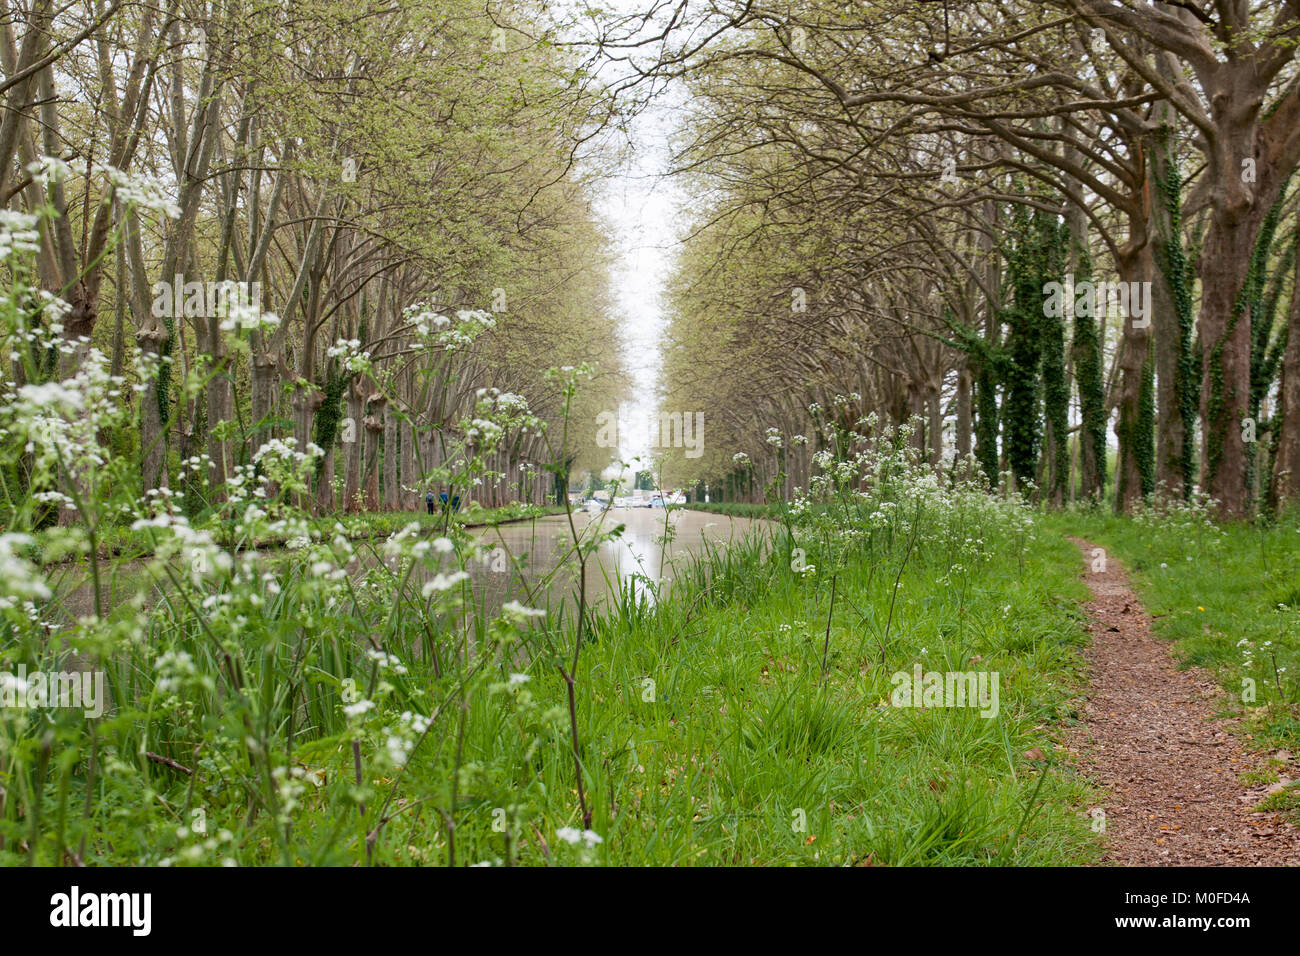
[501,600,546,621]
[422,571,470,596]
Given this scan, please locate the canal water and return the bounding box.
[458,506,768,613]
[50,508,770,622]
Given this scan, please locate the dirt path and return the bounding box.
[1067,538,1299,866]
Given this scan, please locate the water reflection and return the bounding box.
[459,507,767,613]
[52,509,768,622]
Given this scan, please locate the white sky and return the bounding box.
[591,93,685,477]
[573,0,693,479]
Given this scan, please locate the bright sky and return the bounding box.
[580,2,696,481]
[590,79,686,478]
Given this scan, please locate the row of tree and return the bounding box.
[3,0,627,524]
[649,0,1300,519]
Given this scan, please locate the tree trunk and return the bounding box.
[250,348,279,447]
[316,447,335,513]
[1065,178,1106,502]
[343,380,363,512]
[400,421,416,510]
[1113,239,1155,514]
[383,409,399,510]
[955,361,972,461]
[1149,126,1189,498]
[138,328,171,494]
[1271,245,1300,508]
[1198,211,1256,517]
[925,378,942,468]
[206,325,233,501]
[363,412,383,511]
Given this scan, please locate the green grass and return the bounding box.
[1039,503,1300,753]
[480,523,1101,866]
[685,502,785,519]
[3,481,1109,866]
[1256,782,1300,816]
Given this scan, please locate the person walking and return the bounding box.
[425,490,436,514]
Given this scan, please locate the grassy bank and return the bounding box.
[3,441,1109,866]
[685,502,785,519]
[515,505,1101,865]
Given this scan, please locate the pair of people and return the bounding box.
[425,491,460,513]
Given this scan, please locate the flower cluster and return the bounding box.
[1,349,128,506]
[404,303,496,352]
[327,337,371,374]
[0,210,41,258]
[106,166,182,218]
[0,533,50,612]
